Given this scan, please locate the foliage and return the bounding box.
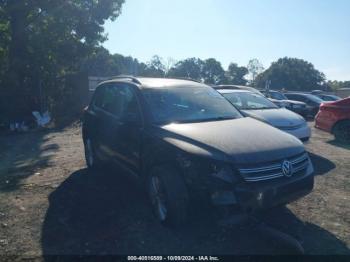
[247,58,264,84]
[255,57,326,91]
[226,63,248,85]
[168,58,204,80]
[168,57,232,85]
[0,1,346,123]
[0,0,125,119]
[327,80,350,90]
[201,58,226,85]
[143,55,166,77]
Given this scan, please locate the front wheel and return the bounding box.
[148,166,189,227]
[334,121,350,143]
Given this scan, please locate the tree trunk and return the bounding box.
[6,1,29,119]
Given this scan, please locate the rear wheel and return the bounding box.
[148,166,189,227]
[334,121,350,143]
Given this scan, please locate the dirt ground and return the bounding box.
[0,122,349,256]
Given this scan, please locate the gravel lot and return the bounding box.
[0,122,349,256]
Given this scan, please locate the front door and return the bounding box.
[97,83,143,175]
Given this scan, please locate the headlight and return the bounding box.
[210,164,239,184]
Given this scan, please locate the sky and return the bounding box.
[103,0,350,81]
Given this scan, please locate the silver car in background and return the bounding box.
[218,89,311,142]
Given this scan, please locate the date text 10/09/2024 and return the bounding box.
[127,256,220,261]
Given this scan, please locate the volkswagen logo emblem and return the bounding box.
[282,160,293,177]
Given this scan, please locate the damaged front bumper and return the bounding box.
[210,164,314,210]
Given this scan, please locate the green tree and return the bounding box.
[247,58,264,85]
[201,58,226,85]
[226,63,248,85]
[327,80,350,91]
[168,58,204,80]
[81,47,119,77]
[255,57,326,91]
[0,0,125,118]
[143,55,166,77]
[0,5,9,84]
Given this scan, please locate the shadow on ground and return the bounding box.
[0,130,58,192]
[41,167,350,256]
[327,139,350,150]
[308,152,336,176]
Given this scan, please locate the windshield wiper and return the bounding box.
[245,107,276,110]
[171,116,237,124]
[198,116,237,122]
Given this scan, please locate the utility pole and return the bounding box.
[265,80,271,91]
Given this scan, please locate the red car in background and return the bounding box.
[315,97,350,142]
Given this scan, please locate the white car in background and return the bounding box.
[218,89,311,142]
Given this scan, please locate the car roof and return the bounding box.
[137,77,205,88]
[286,92,308,96]
[99,76,205,89]
[217,89,251,94]
[214,84,255,90]
[268,90,282,93]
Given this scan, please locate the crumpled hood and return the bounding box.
[151,117,304,165]
[241,108,306,128]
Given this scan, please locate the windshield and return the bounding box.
[305,94,324,103]
[269,91,287,100]
[142,86,242,124]
[222,92,278,110]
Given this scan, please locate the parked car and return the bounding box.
[261,90,308,117]
[218,89,311,142]
[314,94,341,102]
[310,90,324,95]
[315,97,350,142]
[284,93,324,118]
[213,84,264,96]
[83,76,314,226]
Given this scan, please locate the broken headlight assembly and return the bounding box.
[210,163,240,184]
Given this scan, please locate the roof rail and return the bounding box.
[212,85,239,90]
[109,75,141,85]
[171,77,203,84]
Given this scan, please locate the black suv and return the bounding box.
[284,93,324,118]
[262,90,308,117]
[83,76,314,226]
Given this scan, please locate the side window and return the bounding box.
[288,94,300,101]
[98,84,141,122]
[119,86,140,120]
[92,85,105,108]
[100,86,122,115]
[298,96,307,102]
[286,94,295,100]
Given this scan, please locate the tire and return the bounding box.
[334,121,350,143]
[84,137,103,171]
[148,166,189,227]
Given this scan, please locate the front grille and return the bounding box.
[239,153,309,182]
